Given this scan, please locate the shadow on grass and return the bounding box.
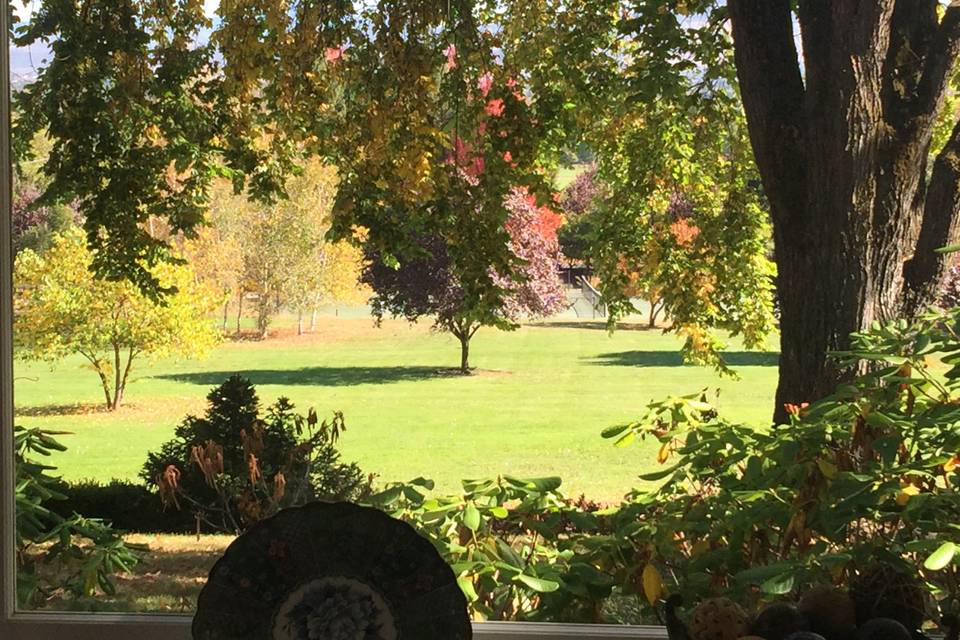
[153,365,458,388]
[590,350,779,368]
[38,547,220,613]
[528,320,656,331]
[15,402,109,417]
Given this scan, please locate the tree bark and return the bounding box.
[728,0,960,423]
[648,298,663,328]
[96,365,113,410]
[310,308,318,332]
[222,301,229,331]
[111,341,122,410]
[459,333,470,373]
[297,311,304,336]
[236,290,244,335]
[116,347,136,411]
[451,321,478,373]
[257,297,271,338]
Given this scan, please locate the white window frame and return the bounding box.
[0,9,667,639]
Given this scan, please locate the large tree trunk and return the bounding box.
[728,1,960,423]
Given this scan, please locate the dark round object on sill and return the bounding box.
[192,501,472,640]
[856,618,913,640]
[783,632,826,640]
[799,585,857,640]
[750,602,808,640]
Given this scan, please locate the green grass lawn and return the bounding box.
[554,163,590,190]
[14,316,778,501]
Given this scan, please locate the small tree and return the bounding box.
[14,229,222,410]
[364,233,485,372]
[12,180,76,258]
[180,223,244,332]
[142,376,367,534]
[364,188,567,373]
[557,165,603,265]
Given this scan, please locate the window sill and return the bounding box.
[0,613,669,639]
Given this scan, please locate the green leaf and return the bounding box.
[463,503,481,531]
[760,572,795,595]
[408,477,435,490]
[368,485,402,505]
[924,542,957,571]
[734,562,795,585]
[638,463,681,482]
[515,574,561,592]
[457,576,479,602]
[614,431,636,448]
[489,506,509,518]
[601,423,631,439]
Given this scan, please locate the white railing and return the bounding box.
[578,275,607,318]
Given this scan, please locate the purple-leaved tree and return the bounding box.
[363,188,567,373]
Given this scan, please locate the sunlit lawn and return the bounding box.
[15,314,778,501]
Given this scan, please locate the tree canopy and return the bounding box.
[16,1,960,417]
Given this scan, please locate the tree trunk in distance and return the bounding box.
[459,334,470,373]
[236,291,244,335]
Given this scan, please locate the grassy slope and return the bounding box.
[15,317,777,501]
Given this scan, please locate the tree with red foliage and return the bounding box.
[364,189,567,373]
[12,181,75,257]
[496,188,567,321]
[558,166,604,264]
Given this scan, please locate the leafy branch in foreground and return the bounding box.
[602,306,960,621]
[16,427,141,608]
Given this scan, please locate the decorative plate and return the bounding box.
[192,501,472,639]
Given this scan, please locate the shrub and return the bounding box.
[141,375,368,534]
[50,480,195,534]
[597,307,960,622]
[364,475,608,622]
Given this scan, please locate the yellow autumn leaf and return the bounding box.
[944,456,959,473]
[816,459,837,479]
[642,563,664,604]
[657,441,672,464]
[896,484,920,506]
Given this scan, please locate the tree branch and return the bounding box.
[727,0,806,227]
[915,5,960,122]
[901,115,960,316]
[882,1,938,130]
